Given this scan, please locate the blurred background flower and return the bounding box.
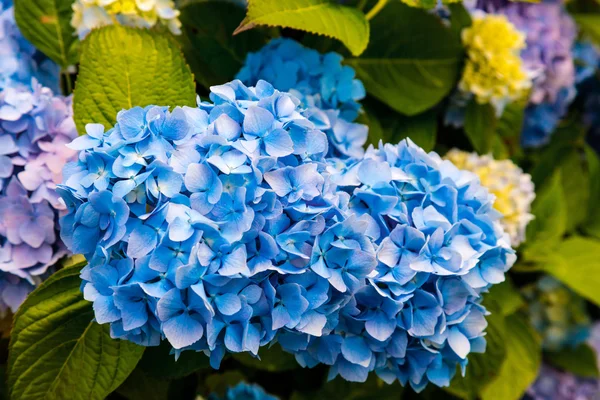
[71,0,182,39]
[523,276,591,351]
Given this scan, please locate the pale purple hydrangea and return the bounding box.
[0,81,77,314]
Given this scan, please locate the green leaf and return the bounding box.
[233,344,298,372]
[464,100,497,154]
[547,343,600,378]
[573,15,600,46]
[14,0,78,68]
[73,25,196,134]
[560,151,590,232]
[116,369,170,400]
[345,2,462,116]
[138,340,210,380]
[582,145,600,238]
[235,0,369,56]
[446,304,507,400]
[449,3,472,41]
[530,119,586,188]
[495,100,525,157]
[480,313,541,400]
[486,279,524,317]
[391,109,438,152]
[522,171,566,259]
[178,1,268,90]
[543,236,600,307]
[7,265,144,400]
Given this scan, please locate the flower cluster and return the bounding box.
[283,141,516,390]
[0,81,77,314]
[209,382,278,400]
[237,38,368,160]
[59,79,516,391]
[522,277,590,351]
[0,0,59,92]
[473,0,578,147]
[71,0,181,39]
[237,38,366,123]
[459,13,531,115]
[443,149,534,247]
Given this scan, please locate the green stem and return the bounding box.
[356,0,368,11]
[365,0,388,20]
[62,70,73,95]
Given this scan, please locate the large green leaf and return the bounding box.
[235,0,369,56]
[573,15,600,46]
[486,279,524,317]
[480,313,541,400]
[543,236,600,307]
[464,100,497,154]
[547,343,600,379]
[522,171,566,260]
[14,0,78,68]
[178,1,268,90]
[7,265,144,400]
[582,145,600,238]
[73,25,196,134]
[345,2,462,116]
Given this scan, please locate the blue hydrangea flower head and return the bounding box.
[236,38,366,122]
[0,81,77,314]
[0,0,60,92]
[285,139,516,391]
[60,80,515,391]
[209,382,278,400]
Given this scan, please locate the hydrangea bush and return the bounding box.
[5,0,600,399]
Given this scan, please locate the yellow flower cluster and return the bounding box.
[71,0,181,39]
[444,149,535,247]
[459,14,532,114]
